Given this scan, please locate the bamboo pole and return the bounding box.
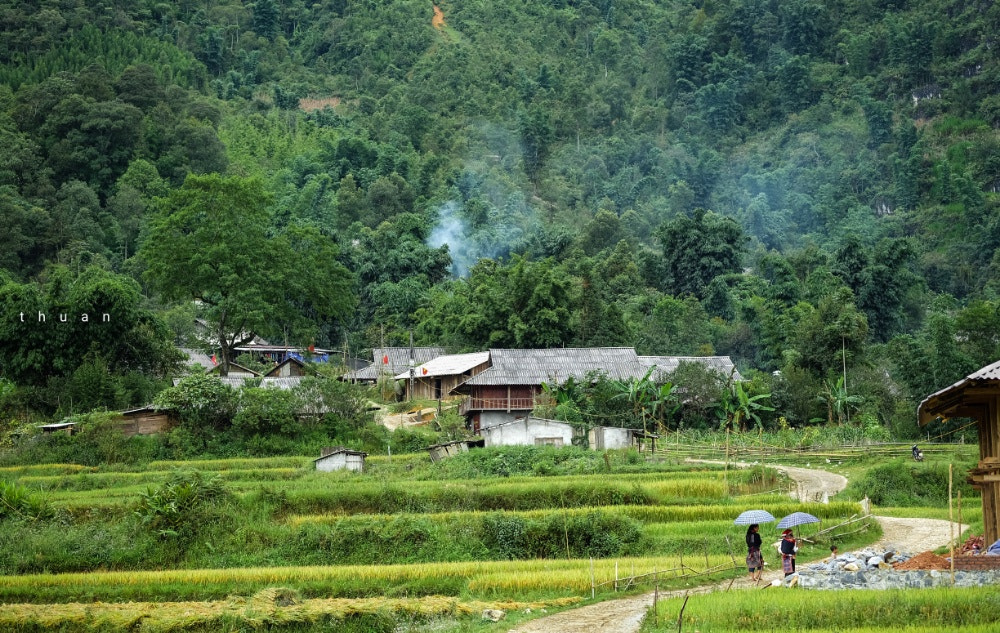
[958,491,963,547]
[653,571,659,625]
[614,560,619,592]
[949,463,955,585]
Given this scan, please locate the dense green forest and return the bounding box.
[1,0,999,444]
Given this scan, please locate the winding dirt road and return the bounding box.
[507,460,968,633]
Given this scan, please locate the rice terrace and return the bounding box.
[0,437,994,633]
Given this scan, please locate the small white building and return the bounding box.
[480,416,574,447]
[588,426,631,450]
[314,446,368,472]
[588,426,659,452]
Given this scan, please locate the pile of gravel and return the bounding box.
[787,549,1000,590]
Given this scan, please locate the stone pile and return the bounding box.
[789,548,1000,590]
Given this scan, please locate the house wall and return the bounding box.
[316,453,365,472]
[118,413,176,437]
[482,418,573,447]
[588,426,631,450]
[270,362,305,377]
[480,410,530,429]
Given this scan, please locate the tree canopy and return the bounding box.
[140,174,355,374]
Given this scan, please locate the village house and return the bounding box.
[394,351,490,401]
[343,346,446,384]
[455,347,646,432]
[639,355,743,382]
[115,406,178,436]
[453,348,740,432]
[479,416,575,448]
[314,446,368,472]
[205,361,260,378]
[264,357,307,378]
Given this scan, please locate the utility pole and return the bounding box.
[408,331,415,402]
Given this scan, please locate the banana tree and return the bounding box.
[718,380,774,432]
[611,367,659,433]
[817,376,862,425]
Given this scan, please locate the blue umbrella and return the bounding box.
[776,511,820,530]
[734,509,776,525]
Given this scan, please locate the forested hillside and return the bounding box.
[1,0,999,438]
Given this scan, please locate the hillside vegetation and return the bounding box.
[0,0,998,440]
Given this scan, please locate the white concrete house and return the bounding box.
[314,446,368,472]
[480,416,574,448]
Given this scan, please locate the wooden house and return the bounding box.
[394,351,490,401]
[918,360,1000,545]
[480,416,575,447]
[425,438,485,462]
[116,406,178,436]
[314,446,368,472]
[343,347,446,383]
[39,422,76,435]
[265,357,307,377]
[454,348,649,431]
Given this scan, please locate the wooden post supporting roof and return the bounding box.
[918,360,1000,545]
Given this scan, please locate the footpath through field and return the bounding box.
[508,460,966,633]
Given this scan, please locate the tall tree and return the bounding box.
[141,174,355,374]
[655,208,747,298]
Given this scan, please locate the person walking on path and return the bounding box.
[745,523,764,582]
[780,528,797,577]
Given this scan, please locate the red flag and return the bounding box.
[422,367,428,375]
[211,354,217,365]
[382,355,389,364]
[308,345,315,352]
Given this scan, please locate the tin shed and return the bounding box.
[314,446,368,472]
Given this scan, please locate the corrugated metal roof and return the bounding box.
[180,348,215,370]
[462,348,645,386]
[196,377,303,390]
[639,356,743,382]
[235,344,335,354]
[918,359,1000,425]
[344,347,446,381]
[394,351,490,379]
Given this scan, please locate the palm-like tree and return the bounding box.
[719,380,774,431]
[817,376,863,425]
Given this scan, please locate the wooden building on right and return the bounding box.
[918,359,1000,544]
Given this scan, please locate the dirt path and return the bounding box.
[507,460,967,633]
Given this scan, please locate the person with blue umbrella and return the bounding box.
[746,523,764,582]
[734,510,774,583]
[780,528,797,576]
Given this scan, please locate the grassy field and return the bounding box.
[642,586,1000,632]
[0,442,986,632]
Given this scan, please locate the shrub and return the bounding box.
[133,470,228,539]
[848,459,977,506]
[481,510,641,559]
[0,480,52,521]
